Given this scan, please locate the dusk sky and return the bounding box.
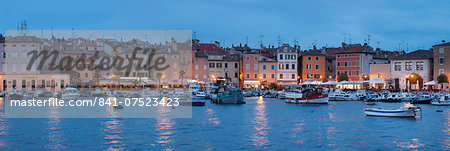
[1,0,449,51]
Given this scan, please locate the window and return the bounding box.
[280,54,283,60]
[307,64,312,69]
[209,63,215,68]
[439,57,445,65]
[356,71,359,75]
[235,73,238,77]
[337,62,340,67]
[254,56,257,61]
[344,62,348,67]
[292,64,295,69]
[439,69,444,75]
[254,64,258,70]
[337,55,340,58]
[378,73,381,78]
[315,57,319,60]
[263,74,266,78]
[279,64,283,69]
[280,74,283,79]
[271,74,275,78]
[235,63,238,68]
[271,65,275,70]
[356,61,359,66]
[349,54,352,57]
[225,63,228,68]
[349,61,352,66]
[349,71,352,76]
[247,56,250,60]
[246,64,250,69]
[440,48,444,53]
[315,64,319,69]
[293,55,296,60]
[254,74,257,78]
[263,65,267,70]
[405,62,412,71]
[246,74,249,78]
[416,62,424,70]
[286,64,289,69]
[217,63,222,68]
[292,74,295,79]
[345,54,347,57]
[308,56,312,60]
[394,62,401,71]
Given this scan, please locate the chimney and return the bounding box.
[240,43,242,47]
[443,40,446,43]
[215,41,220,47]
[342,43,346,49]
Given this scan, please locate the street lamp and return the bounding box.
[297,75,301,85]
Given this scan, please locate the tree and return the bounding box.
[269,83,277,89]
[437,74,449,89]
[179,70,186,87]
[337,73,349,82]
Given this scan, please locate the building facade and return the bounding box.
[433,42,450,85]
[390,50,433,90]
[277,44,298,86]
[300,52,325,82]
[258,56,277,87]
[336,43,374,81]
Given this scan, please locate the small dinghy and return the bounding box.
[365,104,421,118]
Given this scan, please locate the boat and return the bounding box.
[192,90,207,99]
[365,105,422,117]
[61,87,81,100]
[179,100,206,106]
[329,91,356,101]
[276,91,286,99]
[263,90,277,98]
[285,87,328,104]
[431,94,450,106]
[211,86,245,104]
[410,93,433,104]
[242,90,252,97]
[91,87,104,97]
[385,93,403,102]
[8,89,24,100]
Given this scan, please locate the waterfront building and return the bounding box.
[277,44,299,86]
[335,43,374,81]
[390,50,433,90]
[193,51,209,84]
[300,51,326,82]
[3,36,70,91]
[369,64,390,80]
[432,42,450,88]
[206,51,240,87]
[243,51,261,88]
[258,55,277,88]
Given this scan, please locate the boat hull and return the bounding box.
[179,101,206,106]
[431,101,450,106]
[286,94,329,104]
[365,109,417,117]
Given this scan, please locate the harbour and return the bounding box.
[1,95,450,150]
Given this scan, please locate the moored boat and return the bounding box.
[62,87,81,100]
[285,87,328,104]
[365,105,421,117]
[431,94,450,106]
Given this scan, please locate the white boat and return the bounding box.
[91,87,104,97]
[431,94,450,106]
[62,87,80,100]
[192,90,207,99]
[285,87,328,104]
[365,105,421,117]
[329,91,357,101]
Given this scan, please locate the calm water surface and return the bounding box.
[1,97,450,150]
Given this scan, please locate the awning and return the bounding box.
[323,81,338,85]
[424,81,438,85]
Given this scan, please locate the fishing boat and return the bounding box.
[211,86,245,104]
[431,94,450,106]
[61,87,80,100]
[365,105,422,117]
[285,87,328,104]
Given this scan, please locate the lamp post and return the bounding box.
[297,75,301,85]
[159,75,165,88]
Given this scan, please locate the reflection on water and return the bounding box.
[102,106,125,151]
[291,121,305,144]
[0,98,8,149]
[395,138,424,150]
[443,111,450,150]
[153,104,176,151]
[154,118,176,151]
[46,105,65,150]
[206,109,220,125]
[250,96,269,147]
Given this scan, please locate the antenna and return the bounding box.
[348,33,352,44]
[258,34,264,48]
[245,36,248,45]
[367,35,371,45]
[277,35,282,47]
